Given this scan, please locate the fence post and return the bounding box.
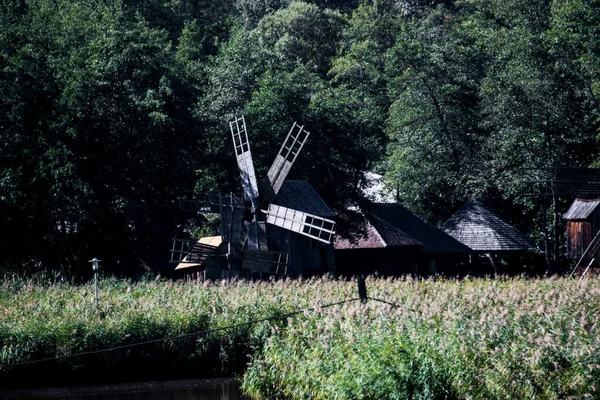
[358,276,367,304]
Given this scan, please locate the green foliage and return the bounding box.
[2,0,600,274]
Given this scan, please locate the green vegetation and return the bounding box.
[2,0,599,275]
[2,275,600,398]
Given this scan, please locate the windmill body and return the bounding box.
[172,116,336,279]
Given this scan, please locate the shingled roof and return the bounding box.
[275,180,335,218]
[442,200,532,252]
[334,214,423,250]
[369,203,470,254]
[563,198,600,220]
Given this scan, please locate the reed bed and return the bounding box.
[243,276,600,399]
[1,275,599,398]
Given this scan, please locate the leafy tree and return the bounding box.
[0,0,221,275]
[384,4,488,221]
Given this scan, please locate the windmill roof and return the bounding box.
[563,198,600,220]
[369,203,470,254]
[334,215,423,250]
[442,200,532,252]
[275,180,335,218]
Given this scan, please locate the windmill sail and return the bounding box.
[230,116,259,203]
[242,249,290,275]
[263,123,309,203]
[264,204,335,244]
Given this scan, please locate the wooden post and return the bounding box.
[358,276,367,304]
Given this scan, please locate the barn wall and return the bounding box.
[335,247,419,277]
[567,221,592,259]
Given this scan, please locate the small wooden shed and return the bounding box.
[563,198,600,260]
[334,214,423,277]
[442,200,534,275]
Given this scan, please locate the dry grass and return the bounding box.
[2,274,599,398]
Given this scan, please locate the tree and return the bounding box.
[0,0,220,275]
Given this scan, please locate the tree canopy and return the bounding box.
[1,0,598,275]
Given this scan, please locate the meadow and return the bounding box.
[1,274,599,399]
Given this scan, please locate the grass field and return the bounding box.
[1,274,599,398]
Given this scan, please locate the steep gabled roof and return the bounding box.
[442,200,531,252]
[563,198,600,220]
[369,203,470,254]
[275,180,335,218]
[334,214,423,250]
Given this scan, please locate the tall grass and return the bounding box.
[243,276,600,399]
[2,275,599,398]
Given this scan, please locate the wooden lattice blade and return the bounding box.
[230,116,259,202]
[264,204,335,244]
[263,123,309,203]
[170,237,222,266]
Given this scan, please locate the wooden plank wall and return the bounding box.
[567,221,592,259]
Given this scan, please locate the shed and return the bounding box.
[366,203,470,275]
[334,214,423,277]
[563,198,600,260]
[442,200,535,275]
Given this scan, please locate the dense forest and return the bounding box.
[1,0,599,276]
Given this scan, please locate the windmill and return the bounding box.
[171,116,336,279]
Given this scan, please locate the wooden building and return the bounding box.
[334,202,470,277]
[174,180,336,280]
[334,214,423,277]
[442,200,537,275]
[563,198,600,260]
[368,203,471,275]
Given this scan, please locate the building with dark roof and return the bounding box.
[563,198,600,261]
[334,202,470,277]
[267,180,336,277]
[442,200,531,252]
[334,214,423,277]
[442,200,537,275]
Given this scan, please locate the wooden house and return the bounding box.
[442,200,536,275]
[367,203,471,275]
[563,198,600,261]
[334,202,470,277]
[334,214,423,277]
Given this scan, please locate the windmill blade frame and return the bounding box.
[230,116,259,203]
[264,204,336,244]
[262,123,310,203]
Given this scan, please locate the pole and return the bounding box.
[94,270,98,307]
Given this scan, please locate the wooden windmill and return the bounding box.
[171,116,336,278]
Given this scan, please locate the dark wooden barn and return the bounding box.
[334,202,470,277]
[563,198,600,261]
[367,203,471,275]
[334,214,423,277]
[442,200,538,275]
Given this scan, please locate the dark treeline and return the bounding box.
[1,0,599,276]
